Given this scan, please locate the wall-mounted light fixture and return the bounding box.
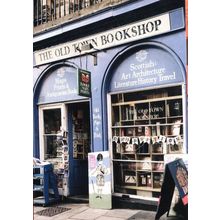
[79,43,101,66]
[81,43,94,51]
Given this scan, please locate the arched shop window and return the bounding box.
[105,42,187,199]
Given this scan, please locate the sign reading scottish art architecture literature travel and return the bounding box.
[34,13,171,65]
[78,69,91,97]
[109,47,185,92]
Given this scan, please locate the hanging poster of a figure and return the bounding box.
[88,151,112,209]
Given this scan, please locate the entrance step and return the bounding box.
[65,195,89,203]
[112,196,158,211]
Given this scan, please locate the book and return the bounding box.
[166,104,170,117]
[156,122,160,136]
[172,120,181,135]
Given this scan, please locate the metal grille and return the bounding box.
[33,0,104,26]
[35,206,71,217]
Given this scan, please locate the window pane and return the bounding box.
[43,108,61,159]
[44,108,61,134]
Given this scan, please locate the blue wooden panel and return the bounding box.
[70,160,89,195]
[67,103,89,196]
[169,8,185,31]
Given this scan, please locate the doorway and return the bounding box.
[68,101,91,196]
[38,101,91,196]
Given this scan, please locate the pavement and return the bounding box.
[33,201,186,220]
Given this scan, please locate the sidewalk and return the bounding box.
[33,202,185,220]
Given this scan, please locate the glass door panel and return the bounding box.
[43,108,61,159]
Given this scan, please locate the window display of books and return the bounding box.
[111,86,185,197]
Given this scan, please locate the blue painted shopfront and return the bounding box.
[33,8,187,197]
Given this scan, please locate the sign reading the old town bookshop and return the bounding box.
[34,13,171,66]
[155,159,188,220]
[78,68,91,97]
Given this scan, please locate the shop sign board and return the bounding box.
[34,13,171,66]
[88,151,112,209]
[78,68,91,97]
[155,158,188,219]
[109,46,185,92]
[38,66,87,104]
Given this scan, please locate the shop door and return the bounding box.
[39,104,67,161]
[39,104,71,196]
[68,101,91,196]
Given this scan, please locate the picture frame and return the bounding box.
[142,161,151,170]
[126,128,134,136]
[140,174,147,185]
[152,162,164,171]
[168,143,183,154]
[125,144,135,152]
[124,175,137,184]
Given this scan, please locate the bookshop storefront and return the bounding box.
[33,7,187,205]
[103,41,187,201]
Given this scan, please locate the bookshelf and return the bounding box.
[72,109,90,159]
[110,86,185,198]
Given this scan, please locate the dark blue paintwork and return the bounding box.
[68,104,89,195]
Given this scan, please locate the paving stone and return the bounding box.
[34,206,47,213]
[33,215,51,220]
[96,216,126,220]
[105,209,139,219]
[33,204,184,220]
[52,206,90,220]
[69,208,108,219]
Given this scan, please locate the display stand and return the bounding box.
[155,159,188,219]
[33,163,59,206]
